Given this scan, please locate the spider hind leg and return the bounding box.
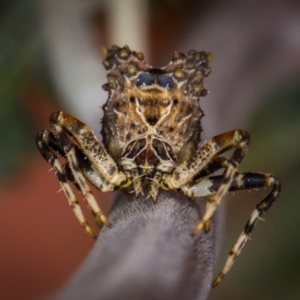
[211,173,281,287]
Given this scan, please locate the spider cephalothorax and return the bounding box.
[100,46,212,198]
[36,45,281,287]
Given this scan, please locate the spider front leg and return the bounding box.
[162,130,250,234]
[50,111,130,189]
[36,111,131,237]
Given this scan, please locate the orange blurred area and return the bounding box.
[0,153,111,300]
[0,79,111,299]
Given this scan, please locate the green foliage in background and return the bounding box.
[0,0,43,181]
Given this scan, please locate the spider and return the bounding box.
[36,45,281,287]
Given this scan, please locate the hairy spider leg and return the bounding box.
[37,109,131,236]
[193,156,229,179]
[180,157,229,232]
[162,130,249,230]
[131,169,144,197]
[49,118,113,229]
[211,172,281,287]
[62,150,113,226]
[196,157,231,232]
[162,130,249,191]
[180,170,280,286]
[60,142,118,199]
[149,173,163,201]
[36,130,98,238]
[192,131,250,235]
[179,158,231,235]
[51,111,130,189]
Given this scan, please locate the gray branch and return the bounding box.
[53,191,219,300]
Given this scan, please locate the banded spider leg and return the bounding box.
[163,130,250,223]
[183,166,280,286]
[209,172,281,287]
[36,111,130,238]
[162,130,281,286]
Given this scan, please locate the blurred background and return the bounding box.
[0,0,300,299]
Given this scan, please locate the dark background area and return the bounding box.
[0,0,299,299]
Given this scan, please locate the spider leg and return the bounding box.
[50,111,130,188]
[181,171,281,287]
[189,155,229,235]
[68,146,116,194]
[163,130,250,234]
[63,161,111,228]
[194,156,229,179]
[36,130,98,238]
[187,156,230,234]
[131,169,144,197]
[149,172,162,201]
[163,130,249,190]
[194,131,250,236]
[49,125,113,229]
[211,172,281,287]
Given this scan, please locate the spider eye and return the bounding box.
[157,75,175,89]
[136,73,155,87]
